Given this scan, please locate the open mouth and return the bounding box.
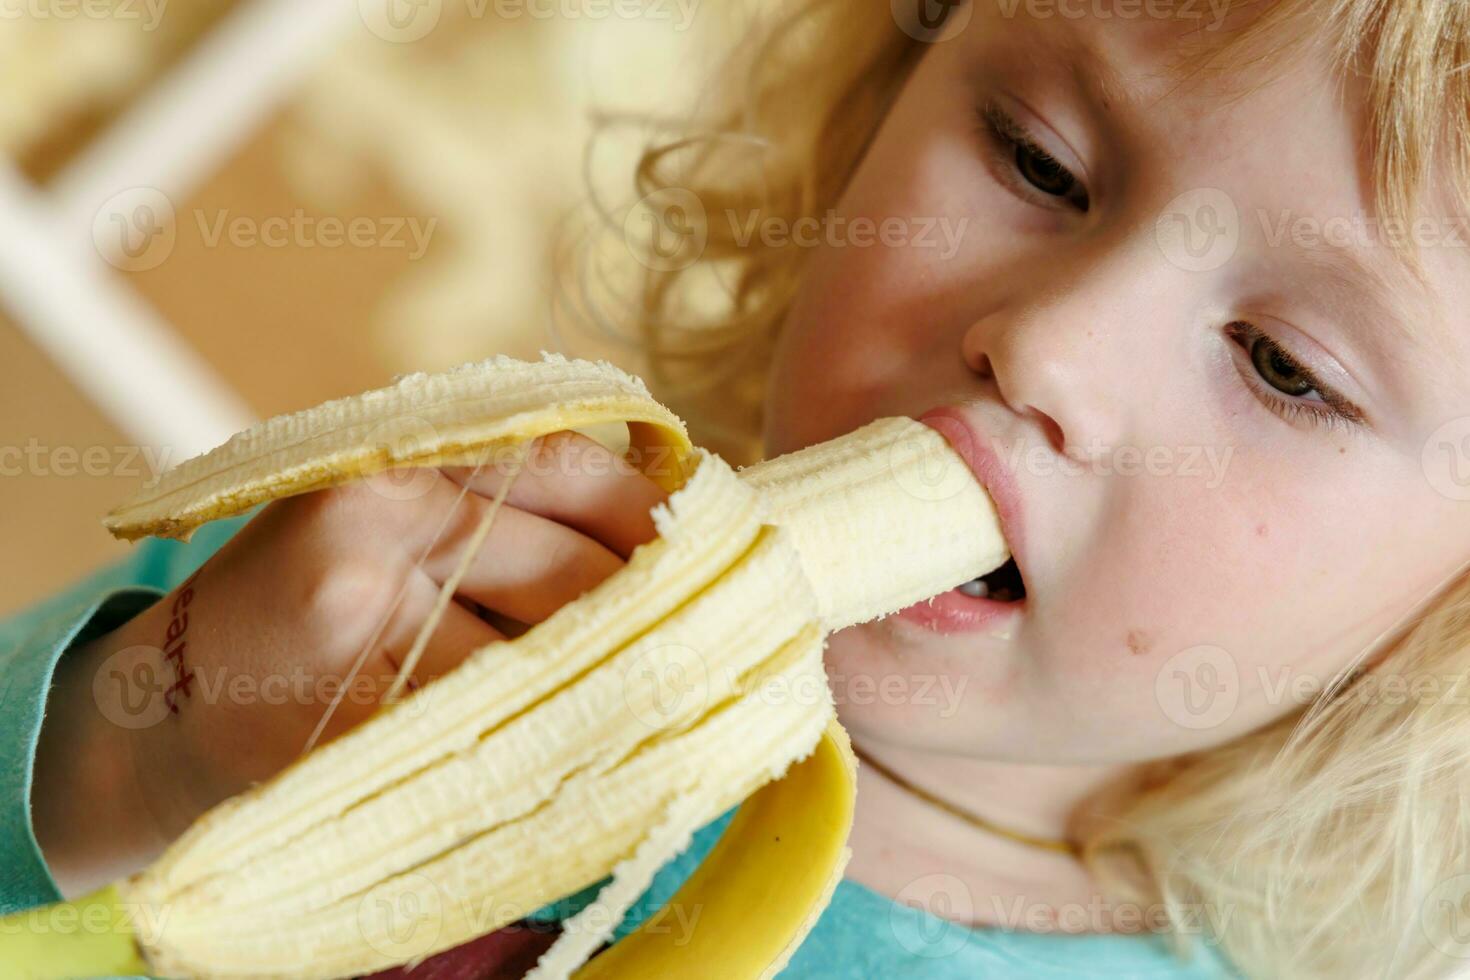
[957,556,1026,603]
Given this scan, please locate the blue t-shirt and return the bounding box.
[0,511,1240,978]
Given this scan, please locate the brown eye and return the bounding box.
[1225,320,1368,431]
[975,101,1089,210]
[1015,144,1076,198]
[1247,334,1315,397]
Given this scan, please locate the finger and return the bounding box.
[379,571,507,690]
[439,429,669,558]
[412,474,625,625]
[465,599,532,639]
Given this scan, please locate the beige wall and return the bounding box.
[1,5,725,617]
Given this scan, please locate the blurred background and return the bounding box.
[0,0,737,616]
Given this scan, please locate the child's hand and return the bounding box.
[34,430,670,895]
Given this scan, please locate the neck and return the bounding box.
[842,732,1144,935]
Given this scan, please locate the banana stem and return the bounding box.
[0,883,150,978]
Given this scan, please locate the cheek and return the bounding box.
[765,172,993,454]
[764,234,935,456]
[764,274,887,458]
[1038,460,1433,750]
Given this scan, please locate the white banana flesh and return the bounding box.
[95,352,1008,979]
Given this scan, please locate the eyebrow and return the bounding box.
[1037,25,1148,117]
[1294,241,1453,367]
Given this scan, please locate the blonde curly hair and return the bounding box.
[553,1,1470,976]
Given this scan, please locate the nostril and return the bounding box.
[968,350,994,379]
[1026,407,1066,456]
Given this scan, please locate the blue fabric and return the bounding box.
[528,807,1240,978]
[0,510,1240,977]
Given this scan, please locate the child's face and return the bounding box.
[762,3,1470,763]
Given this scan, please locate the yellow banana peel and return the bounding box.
[3,353,1006,978]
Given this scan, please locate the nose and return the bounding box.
[959,254,1148,465]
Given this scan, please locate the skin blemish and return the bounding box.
[1126,628,1151,656]
[1256,523,1268,537]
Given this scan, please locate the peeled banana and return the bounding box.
[7,352,1007,979]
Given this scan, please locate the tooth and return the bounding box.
[957,577,990,598]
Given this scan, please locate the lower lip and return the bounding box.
[893,586,1025,634]
[890,409,1027,635]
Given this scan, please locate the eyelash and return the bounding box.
[973,101,1089,212]
[1224,321,1366,432]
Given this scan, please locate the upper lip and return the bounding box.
[914,404,1027,587]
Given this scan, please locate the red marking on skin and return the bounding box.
[162,570,200,713]
[163,670,196,713]
[1126,629,1151,656]
[1255,523,1268,537]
